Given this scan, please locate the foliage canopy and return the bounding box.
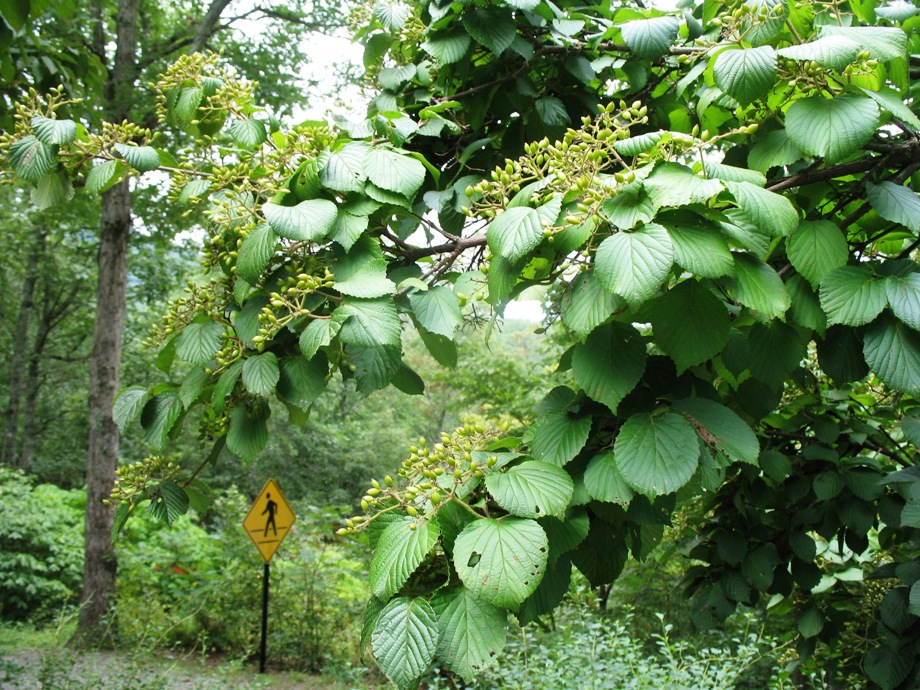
[8,0,920,686]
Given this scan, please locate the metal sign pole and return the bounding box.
[259,561,269,673]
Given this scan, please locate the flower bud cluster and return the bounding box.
[108,455,181,507]
[143,280,223,348]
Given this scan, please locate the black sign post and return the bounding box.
[260,562,269,673]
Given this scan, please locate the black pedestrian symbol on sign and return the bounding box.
[262,493,278,537]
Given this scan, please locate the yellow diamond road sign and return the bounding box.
[243,479,296,563]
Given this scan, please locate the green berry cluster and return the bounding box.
[253,266,336,348]
[108,455,181,507]
[144,280,223,348]
[338,422,504,535]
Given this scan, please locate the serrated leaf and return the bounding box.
[140,390,183,451]
[229,119,267,148]
[647,280,730,372]
[372,597,438,690]
[330,211,370,251]
[487,206,544,263]
[644,163,724,209]
[819,265,887,327]
[860,87,920,131]
[726,180,798,237]
[817,25,908,62]
[453,518,548,609]
[601,185,655,230]
[867,181,920,234]
[212,361,243,414]
[725,254,789,320]
[179,366,210,408]
[263,199,337,242]
[336,297,402,347]
[748,129,805,173]
[236,224,277,284]
[31,172,73,210]
[749,320,806,388]
[675,397,759,465]
[561,270,623,338]
[462,8,516,55]
[277,356,327,409]
[534,97,570,127]
[615,131,664,156]
[433,588,508,681]
[530,413,592,467]
[703,161,766,186]
[114,386,149,433]
[712,46,777,106]
[485,460,574,518]
[178,179,211,204]
[410,286,462,338]
[423,29,471,64]
[31,115,77,146]
[364,147,426,198]
[334,257,396,298]
[662,220,734,278]
[320,142,369,192]
[227,401,269,462]
[114,143,160,173]
[85,160,129,195]
[584,451,634,503]
[785,95,880,164]
[886,273,920,330]
[242,352,280,396]
[620,16,680,58]
[864,315,920,395]
[299,318,341,359]
[614,411,700,496]
[149,480,190,526]
[864,647,912,690]
[595,224,673,306]
[777,36,861,72]
[175,320,224,366]
[572,322,646,413]
[347,343,403,393]
[370,517,440,600]
[786,220,849,288]
[9,136,55,183]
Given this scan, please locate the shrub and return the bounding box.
[0,468,84,621]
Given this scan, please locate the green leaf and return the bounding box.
[462,8,516,55]
[263,199,338,242]
[330,210,370,251]
[485,460,574,518]
[595,224,673,306]
[113,386,149,433]
[615,131,664,156]
[375,1,410,31]
[114,143,161,173]
[675,397,759,465]
[299,318,342,359]
[179,366,210,408]
[336,297,402,348]
[149,480,190,526]
[410,286,462,338]
[601,186,655,230]
[347,343,403,393]
[620,16,680,58]
[370,517,440,600]
[742,544,778,590]
[561,271,623,339]
[860,87,920,131]
[819,265,887,327]
[726,180,798,237]
[236,224,277,284]
[703,161,766,186]
[614,411,700,496]
[227,401,269,462]
[229,119,267,148]
[663,221,734,278]
[433,588,508,681]
[724,254,789,321]
[530,413,592,467]
[867,181,920,234]
[647,280,730,373]
[320,142,369,192]
[10,136,55,183]
[864,315,920,395]
[31,172,73,210]
[31,115,77,146]
[748,129,804,173]
[242,352,280,396]
[886,273,920,330]
[140,390,183,451]
[817,25,908,62]
[712,47,777,106]
[487,207,544,263]
[178,179,211,204]
[453,518,549,609]
[749,320,806,388]
[372,597,438,690]
[0,0,30,32]
[277,356,327,409]
[175,320,224,366]
[572,322,646,413]
[786,220,849,288]
[776,36,861,72]
[334,257,396,298]
[787,274,827,335]
[85,160,129,195]
[423,29,471,64]
[534,97,570,127]
[364,147,426,198]
[515,556,572,626]
[584,451,634,504]
[864,648,912,690]
[785,95,880,164]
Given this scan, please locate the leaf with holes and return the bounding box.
[485,460,574,518]
[432,587,508,681]
[453,518,548,609]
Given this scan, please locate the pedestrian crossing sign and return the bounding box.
[243,479,296,563]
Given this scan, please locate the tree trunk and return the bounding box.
[75,178,131,645]
[1,226,45,468]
